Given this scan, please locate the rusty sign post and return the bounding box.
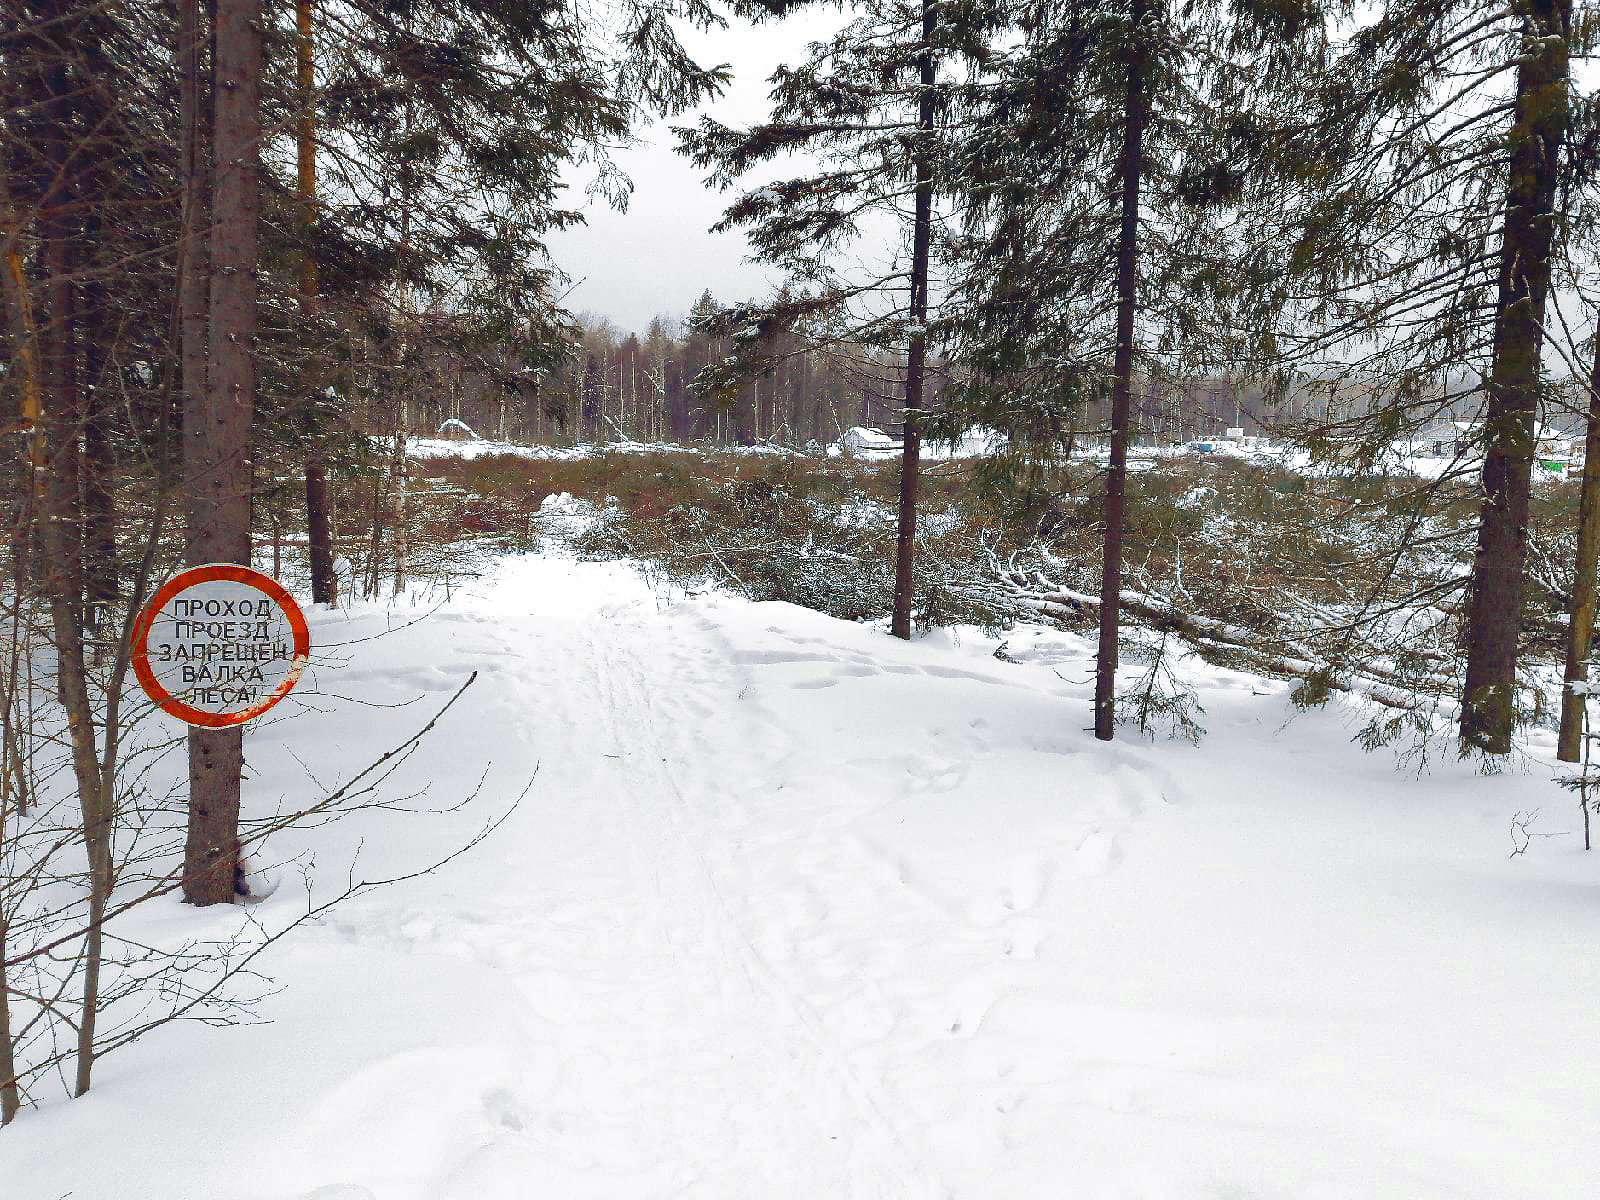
[131,564,311,726]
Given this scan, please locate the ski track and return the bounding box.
[276,557,1173,1200]
[289,571,1041,1199]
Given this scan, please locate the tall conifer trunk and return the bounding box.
[299,0,336,606]
[1094,0,1150,739]
[891,0,937,640]
[42,109,83,635]
[81,251,117,632]
[185,0,260,906]
[178,0,208,446]
[30,0,116,1097]
[1557,333,1600,760]
[1460,0,1571,754]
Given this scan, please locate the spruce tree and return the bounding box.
[941,0,1277,737]
[677,0,1000,636]
[1233,0,1600,754]
[297,0,727,344]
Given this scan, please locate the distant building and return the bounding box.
[1410,419,1569,459]
[437,417,479,441]
[840,426,901,454]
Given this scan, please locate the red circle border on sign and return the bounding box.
[130,564,312,728]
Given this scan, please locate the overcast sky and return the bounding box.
[543,8,845,336]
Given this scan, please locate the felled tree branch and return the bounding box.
[972,566,1433,711]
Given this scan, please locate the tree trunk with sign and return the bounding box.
[184,0,260,907]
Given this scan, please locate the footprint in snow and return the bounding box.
[1020,732,1080,756]
[1111,759,1185,813]
[945,976,1006,1038]
[896,761,966,800]
[1002,916,1046,960]
[994,1088,1025,1114]
[862,754,971,795]
[907,760,967,793]
[730,649,837,665]
[1075,828,1121,876]
[481,1087,528,1133]
[1000,857,1055,911]
[1090,1074,1141,1114]
[921,664,1001,684]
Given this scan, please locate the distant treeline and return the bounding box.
[393,292,936,447]
[399,291,1336,448]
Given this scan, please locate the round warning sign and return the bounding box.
[131,564,311,727]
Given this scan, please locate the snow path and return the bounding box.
[275,564,955,1199]
[4,551,1597,1200]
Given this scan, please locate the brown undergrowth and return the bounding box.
[360,445,1584,740]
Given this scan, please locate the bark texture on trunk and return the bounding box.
[306,457,335,602]
[179,0,209,549]
[1094,0,1150,740]
[1460,0,1570,754]
[195,0,258,569]
[890,0,937,641]
[185,0,259,906]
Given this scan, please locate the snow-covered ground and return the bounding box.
[5,541,1597,1199]
[403,436,716,461]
